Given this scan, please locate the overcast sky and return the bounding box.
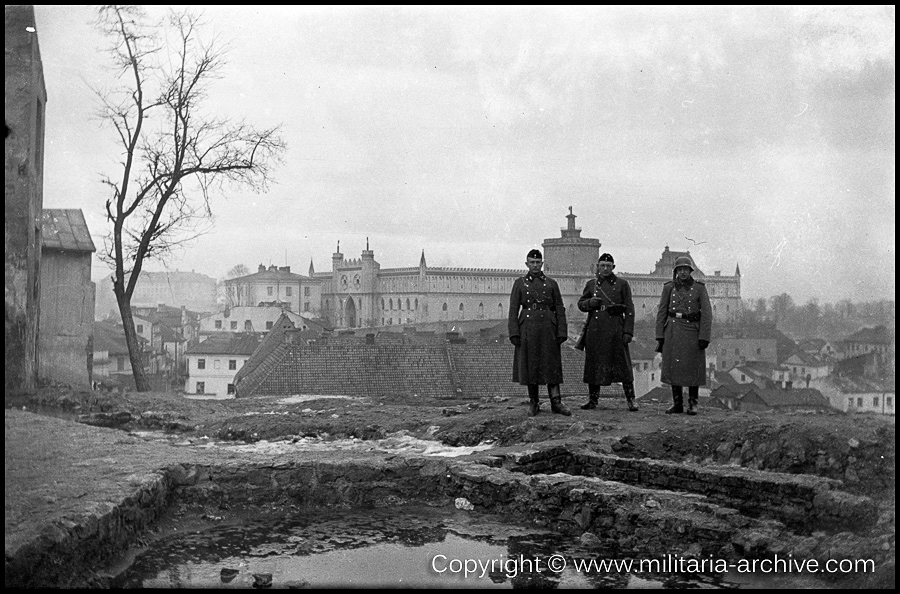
[33,5,895,303]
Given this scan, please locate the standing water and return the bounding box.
[109,505,762,589]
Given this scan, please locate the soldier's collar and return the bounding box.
[525,271,545,281]
[597,273,617,283]
[674,276,694,288]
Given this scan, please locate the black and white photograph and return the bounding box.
[6,5,894,588]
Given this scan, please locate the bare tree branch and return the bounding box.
[94,5,287,391]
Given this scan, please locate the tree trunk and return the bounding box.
[115,290,151,392]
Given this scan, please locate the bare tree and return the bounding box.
[95,6,286,391]
[226,263,250,279]
[220,263,250,308]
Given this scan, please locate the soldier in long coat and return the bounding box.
[508,249,570,416]
[655,256,712,415]
[577,253,638,411]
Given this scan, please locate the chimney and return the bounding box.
[258,264,266,273]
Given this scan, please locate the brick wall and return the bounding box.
[249,343,596,399]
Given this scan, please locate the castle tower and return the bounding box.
[331,241,343,272]
[542,207,601,275]
[359,237,380,326]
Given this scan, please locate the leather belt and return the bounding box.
[527,303,554,311]
[668,310,701,322]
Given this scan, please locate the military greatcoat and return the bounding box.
[508,272,567,385]
[655,277,712,387]
[577,274,635,385]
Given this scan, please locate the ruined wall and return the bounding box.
[250,343,592,399]
[5,6,46,394]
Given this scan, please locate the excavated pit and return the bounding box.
[6,434,889,589]
[6,390,894,589]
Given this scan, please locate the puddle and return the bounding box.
[108,506,747,589]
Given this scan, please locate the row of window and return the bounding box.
[383,298,419,310]
[262,286,311,297]
[213,320,275,330]
[849,396,893,409]
[194,382,236,395]
[196,358,240,370]
[720,347,764,356]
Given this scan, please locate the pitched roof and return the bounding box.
[186,332,263,356]
[747,388,831,408]
[736,361,788,376]
[93,321,146,354]
[638,386,672,400]
[156,325,186,343]
[785,351,828,367]
[797,338,827,351]
[628,339,658,361]
[40,209,95,252]
[227,268,307,282]
[843,325,892,345]
[233,314,298,395]
[824,375,895,394]
[711,384,756,398]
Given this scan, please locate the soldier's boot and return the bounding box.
[686,387,699,416]
[666,386,684,414]
[580,384,600,409]
[548,384,571,416]
[527,384,541,416]
[623,382,639,412]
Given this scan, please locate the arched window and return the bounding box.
[415,298,418,310]
[389,298,393,310]
[381,298,385,310]
[442,303,448,311]
[406,298,410,310]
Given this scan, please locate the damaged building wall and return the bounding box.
[5,5,47,395]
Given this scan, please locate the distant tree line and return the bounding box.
[736,295,894,341]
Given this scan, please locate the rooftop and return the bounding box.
[186,333,263,356]
[40,209,95,253]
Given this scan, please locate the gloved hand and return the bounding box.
[509,336,520,347]
[698,339,709,350]
[623,333,632,345]
[655,339,664,353]
[557,336,567,345]
[588,297,602,308]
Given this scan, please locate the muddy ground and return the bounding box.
[12,385,895,500]
[6,385,896,587]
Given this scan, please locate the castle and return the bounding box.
[303,208,742,329]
